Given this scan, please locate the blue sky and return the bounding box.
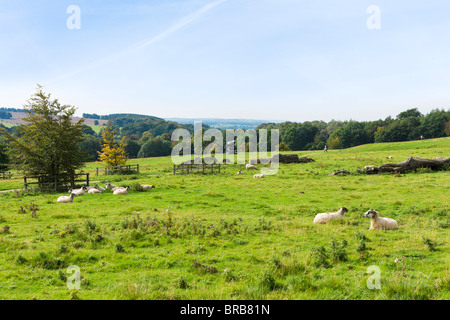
[1,0,450,122]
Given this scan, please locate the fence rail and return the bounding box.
[0,171,12,180]
[173,163,221,175]
[96,164,139,176]
[23,173,90,191]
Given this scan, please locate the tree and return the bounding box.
[97,125,129,166]
[79,135,102,162]
[138,137,172,158]
[396,108,423,120]
[0,85,85,178]
[0,143,9,171]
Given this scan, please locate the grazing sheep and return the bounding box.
[253,174,265,178]
[246,164,257,170]
[88,188,102,194]
[94,184,106,191]
[141,185,155,190]
[364,209,398,230]
[57,193,76,203]
[313,207,348,224]
[237,171,243,175]
[113,186,131,195]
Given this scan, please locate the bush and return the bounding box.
[115,243,125,253]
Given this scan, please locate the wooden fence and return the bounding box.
[23,173,90,191]
[0,171,12,180]
[96,164,139,176]
[173,163,221,175]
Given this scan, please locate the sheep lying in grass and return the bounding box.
[88,188,102,194]
[57,193,76,203]
[246,164,257,170]
[253,174,265,178]
[141,185,155,190]
[364,209,398,230]
[113,186,131,195]
[237,171,243,175]
[105,183,118,190]
[94,184,106,191]
[68,186,87,196]
[313,207,348,224]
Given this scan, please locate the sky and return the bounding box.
[1,0,450,122]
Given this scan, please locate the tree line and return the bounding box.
[257,108,450,151]
[0,87,449,177]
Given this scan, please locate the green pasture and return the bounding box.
[0,137,448,300]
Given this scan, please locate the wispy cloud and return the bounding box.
[48,0,228,83]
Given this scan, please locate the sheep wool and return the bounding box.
[253,174,265,178]
[88,188,102,194]
[313,207,348,224]
[113,187,131,195]
[246,164,257,170]
[364,209,398,230]
[57,193,76,203]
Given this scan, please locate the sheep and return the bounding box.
[141,185,155,190]
[57,193,76,203]
[364,209,398,230]
[237,171,243,175]
[313,207,348,224]
[246,164,257,170]
[113,186,131,195]
[94,184,106,191]
[253,174,265,178]
[68,186,87,196]
[105,183,118,190]
[88,188,102,194]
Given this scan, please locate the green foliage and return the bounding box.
[138,137,172,158]
[79,135,102,162]
[0,85,85,179]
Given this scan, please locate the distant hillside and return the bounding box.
[165,118,285,130]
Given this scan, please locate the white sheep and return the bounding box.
[68,186,86,196]
[237,171,243,175]
[94,184,106,191]
[88,188,102,194]
[253,174,265,178]
[246,164,257,170]
[57,193,76,203]
[105,183,118,190]
[364,209,398,230]
[313,207,348,224]
[141,185,155,190]
[113,186,131,195]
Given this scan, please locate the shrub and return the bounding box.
[329,239,348,262]
[115,243,125,253]
[310,246,330,268]
[58,244,69,254]
[422,237,438,252]
[178,276,189,289]
[16,254,28,265]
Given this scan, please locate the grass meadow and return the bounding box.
[0,137,448,300]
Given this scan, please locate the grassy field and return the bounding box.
[0,138,448,300]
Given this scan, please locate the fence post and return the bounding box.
[24,177,27,191]
[86,173,90,186]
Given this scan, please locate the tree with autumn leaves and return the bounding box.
[97,125,129,166]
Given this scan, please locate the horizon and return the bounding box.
[1,1,450,122]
